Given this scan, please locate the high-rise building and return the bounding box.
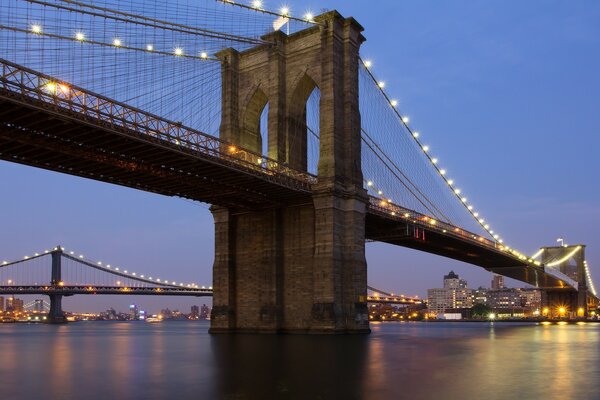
[191,305,200,319]
[0,296,4,311]
[444,270,467,289]
[491,274,505,290]
[129,304,139,320]
[428,271,473,314]
[200,304,210,320]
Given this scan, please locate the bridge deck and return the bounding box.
[0,285,213,296]
[0,59,313,208]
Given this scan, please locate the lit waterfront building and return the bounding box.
[191,305,200,319]
[487,287,541,317]
[0,296,4,311]
[427,271,473,314]
[473,287,488,305]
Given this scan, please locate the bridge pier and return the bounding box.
[46,246,67,323]
[210,11,369,334]
[46,294,67,324]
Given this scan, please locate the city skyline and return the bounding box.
[1,1,599,312]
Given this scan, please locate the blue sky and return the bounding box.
[1,1,599,312]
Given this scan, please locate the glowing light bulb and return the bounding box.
[422,145,429,152]
[432,158,438,164]
[31,24,42,34]
[200,52,208,59]
[473,212,479,217]
[280,6,290,15]
[391,100,398,107]
[252,0,262,8]
[378,81,385,88]
[75,32,85,41]
[454,188,461,194]
[367,181,373,186]
[413,132,419,138]
[146,44,154,51]
[440,169,446,175]
[479,218,485,224]
[377,190,383,195]
[467,205,473,210]
[174,47,183,56]
[304,12,314,21]
[402,116,409,123]
[447,180,454,185]
[113,38,122,47]
[461,197,467,203]
[364,60,372,68]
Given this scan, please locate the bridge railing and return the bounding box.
[0,58,316,192]
[368,196,540,266]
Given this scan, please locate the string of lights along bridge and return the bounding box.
[0,0,596,332]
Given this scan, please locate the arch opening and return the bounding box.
[242,88,268,155]
[288,73,319,174]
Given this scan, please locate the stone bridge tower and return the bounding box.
[210,11,369,333]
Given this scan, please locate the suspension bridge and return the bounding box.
[0,246,212,322]
[0,0,596,332]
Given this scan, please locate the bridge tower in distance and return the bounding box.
[48,246,67,323]
[210,11,369,333]
[541,244,590,318]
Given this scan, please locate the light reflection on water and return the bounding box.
[0,321,598,399]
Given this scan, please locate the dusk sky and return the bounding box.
[1,1,599,313]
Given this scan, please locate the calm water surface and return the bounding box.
[0,321,598,400]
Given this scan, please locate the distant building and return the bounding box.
[191,305,200,319]
[129,304,139,320]
[6,297,24,313]
[443,270,468,289]
[519,288,541,310]
[487,288,521,309]
[487,287,541,316]
[491,274,505,290]
[428,271,473,314]
[0,296,4,311]
[473,287,488,305]
[200,304,210,320]
[106,308,117,320]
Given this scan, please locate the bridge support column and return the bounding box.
[47,294,67,324]
[210,11,369,334]
[46,247,67,323]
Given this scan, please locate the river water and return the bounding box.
[0,321,598,400]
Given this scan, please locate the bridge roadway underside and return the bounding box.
[0,90,311,209]
[366,213,569,288]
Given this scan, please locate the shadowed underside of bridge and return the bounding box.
[366,212,568,288]
[0,85,311,209]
